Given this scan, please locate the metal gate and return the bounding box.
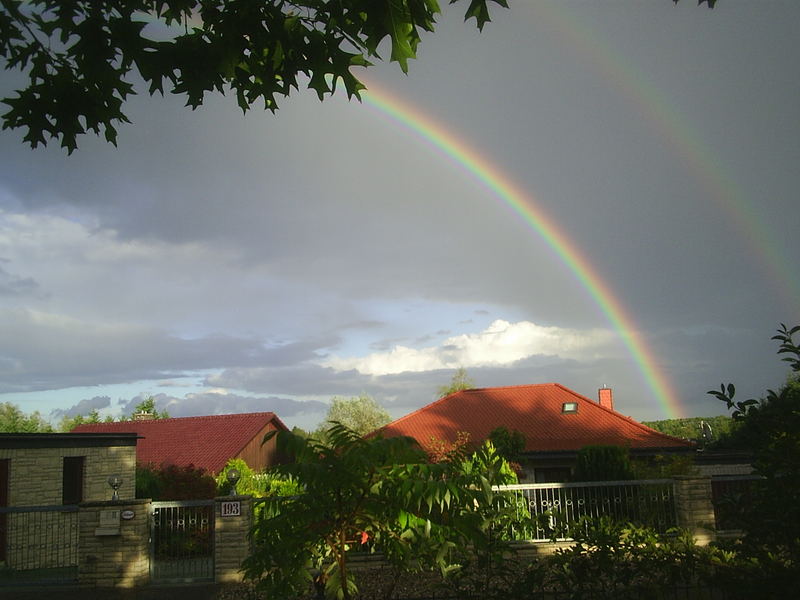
[150,500,214,583]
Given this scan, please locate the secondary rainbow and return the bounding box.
[538,1,800,317]
[359,84,683,419]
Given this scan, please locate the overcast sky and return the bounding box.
[1,1,798,431]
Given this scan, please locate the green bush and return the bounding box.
[135,462,216,500]
[573,445,634,481]
[216,458,302,497]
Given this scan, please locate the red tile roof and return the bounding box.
[72,412,288,473]
[376,384,692,453]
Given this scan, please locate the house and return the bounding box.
[72,412,289,474]
[374,383,694,482]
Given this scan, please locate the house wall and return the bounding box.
[0,443,136,506]
[235,421,283,471]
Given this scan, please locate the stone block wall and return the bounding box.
[78,499,151,588]
[673,475,717,545]
[214,496,253,583]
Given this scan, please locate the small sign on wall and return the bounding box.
[221,501,241,517]
[95,509,121,536]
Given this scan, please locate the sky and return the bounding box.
[1,1,798,432]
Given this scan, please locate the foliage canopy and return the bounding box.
[0,401,52,432]
[243,423,517,599]
[708,323,800,590]
[0,0,508,153]
[315,394,391,438]
[436,366,475,398]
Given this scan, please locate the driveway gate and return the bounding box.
[150,500,214,583]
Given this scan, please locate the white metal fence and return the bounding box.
[495,479,677,541]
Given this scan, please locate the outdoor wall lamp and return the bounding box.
[107,474,123,501]
[226,468,241,496]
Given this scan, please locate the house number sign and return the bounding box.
[221,501,241,517]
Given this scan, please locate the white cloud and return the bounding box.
[323,320,616,376]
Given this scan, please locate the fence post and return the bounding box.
[214,495,253,583]
[672,476,716,545]
[77,498,151,587]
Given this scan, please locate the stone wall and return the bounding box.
[214,496,253,583]
[0,442,136,505]
[674,475,717,545]
[78,499,151,588]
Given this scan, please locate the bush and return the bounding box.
[504,517,734,600]
[216,458,302,497]
[573,445,634,481]
[135,462,216,500]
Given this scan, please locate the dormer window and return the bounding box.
[562,402,578,413]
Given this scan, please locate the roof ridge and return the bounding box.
[373,383,562,436]
[114,411,278,424]
[568,388,695,445]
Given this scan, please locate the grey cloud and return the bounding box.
[0,2,797,427]
[112,392,328,427]
[0,309,328,393]
[50,396,111,419]
[0,263,40,297]
[160,393,327,419]
[205,353,669,423]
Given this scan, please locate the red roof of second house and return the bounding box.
[375,383,692,453]
[72,412,288,473]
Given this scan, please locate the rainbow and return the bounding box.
[538,1,800,317]
[359,84,684,419]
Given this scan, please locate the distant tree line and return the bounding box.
[642,414,735,442]
[0,396,169,433]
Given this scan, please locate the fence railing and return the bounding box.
[495,479,677,541]
[0,504,79,586]
[710,475,760,531]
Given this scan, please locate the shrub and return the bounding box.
[573,445,634,481]
[216,458,302,497]
[135,462,216,500]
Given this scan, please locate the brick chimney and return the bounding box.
[598,387,614,411]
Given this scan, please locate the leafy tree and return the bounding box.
[0,0,508,153]
[708,323,800,593]
[121,395,170,420]
[0,402,53,432]
[58,408,105,431]
[314,393,390,437]
[242,423,517,600]
[437,366,475,398]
